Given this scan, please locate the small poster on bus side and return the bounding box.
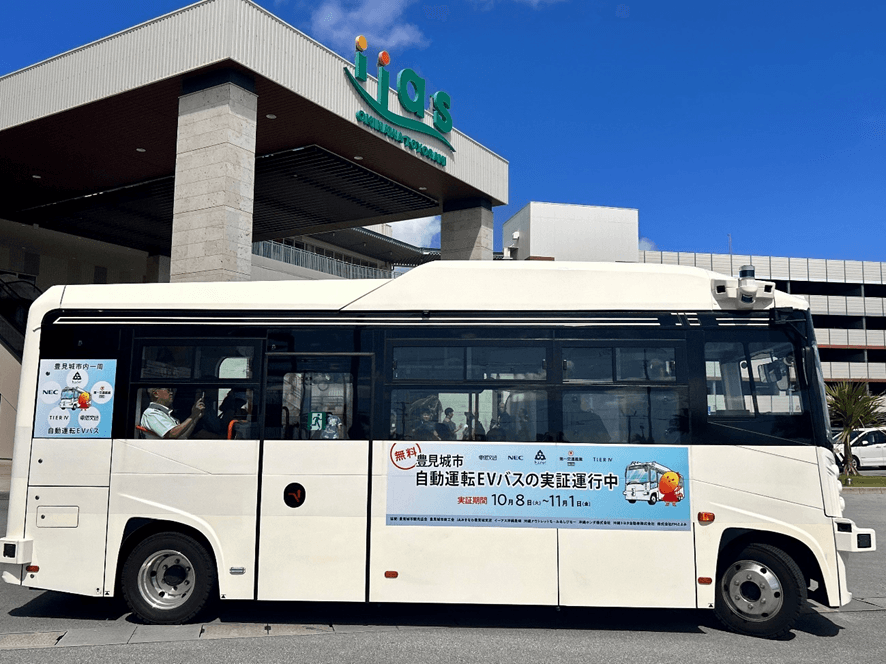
[386,442,691,531]
[34,360,117,438]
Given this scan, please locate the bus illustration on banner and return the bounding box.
[59,386,90,410]
[623,461,684,506]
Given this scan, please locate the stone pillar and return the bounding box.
[145,254,171,283]
[440,199,494,260]
[170,81,257,282]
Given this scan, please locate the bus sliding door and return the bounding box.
[258,354,372,601]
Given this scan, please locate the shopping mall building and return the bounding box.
[1,0,883,459]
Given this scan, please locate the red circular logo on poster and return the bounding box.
[390,442,422,470]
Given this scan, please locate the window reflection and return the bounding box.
[563,388,688,444]
[390,389,551,442]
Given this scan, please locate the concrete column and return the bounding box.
[440,199,494,260]
[170,82,257,282]
[145,254,171,283]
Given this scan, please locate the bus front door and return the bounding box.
[258,354,372,602]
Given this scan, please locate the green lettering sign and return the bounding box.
[345,39,454,153]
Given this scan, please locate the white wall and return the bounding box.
[502,204,531,261]
[509,203,638,263]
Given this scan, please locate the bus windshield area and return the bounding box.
[705,336,813,444]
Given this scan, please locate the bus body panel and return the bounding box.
[559,528,697,607]
[24,486,109,596]
[29,438,112,488]
[368,440,559,605]
[257,439,368,602]
[690,484,841,608]
[103,438,259,599]
[5,288,63,543]
[691,445,839,607]
[690,446,825,509]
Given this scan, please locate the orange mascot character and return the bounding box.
[658,471,683,506]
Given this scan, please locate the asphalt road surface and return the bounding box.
[1,493,885,663]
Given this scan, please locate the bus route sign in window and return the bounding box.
[35,360,117,438]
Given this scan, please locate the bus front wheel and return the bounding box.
[122,532,217,624]
[714,543,806,638]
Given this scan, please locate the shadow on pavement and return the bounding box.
[9,591,843,639]
[9,591,128,621]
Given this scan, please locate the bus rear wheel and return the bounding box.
[122,532,216,624]
[714,543,806,638]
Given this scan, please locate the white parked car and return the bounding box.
[833,428,886,470]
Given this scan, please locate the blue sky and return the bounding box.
[2,0,884,259]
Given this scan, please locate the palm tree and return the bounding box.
[825,381,886,476]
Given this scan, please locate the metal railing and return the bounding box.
[253,240,395,280]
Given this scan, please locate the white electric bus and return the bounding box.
[0,261,876,638]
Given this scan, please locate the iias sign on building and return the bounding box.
[345,35,452,167]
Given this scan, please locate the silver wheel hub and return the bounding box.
[721,559,783,621]
[137,549,195,610]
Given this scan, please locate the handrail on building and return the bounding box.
[252,240,395,280]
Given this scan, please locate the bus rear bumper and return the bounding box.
[834,519,876,553]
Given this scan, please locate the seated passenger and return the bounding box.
[563,394,611,443]
[140,387,205,439]
[411,409,442,440]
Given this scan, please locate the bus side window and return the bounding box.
[283,372,353,440]
[389,389,551,442]
[265,356,371,441]
[562,387,688,444]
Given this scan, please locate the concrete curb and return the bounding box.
[842,487,886,494]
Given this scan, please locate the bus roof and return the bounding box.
[39,261,807,317]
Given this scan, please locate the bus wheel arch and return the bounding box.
[117,519,219,624]
[717,528,825,604]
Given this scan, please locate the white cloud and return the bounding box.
[639,236,657,251]
[513,0,567,6]
[390,215,441,247]
[470,0,567,9]
[309,0,426,56]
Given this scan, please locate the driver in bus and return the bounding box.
[141,387,205,439]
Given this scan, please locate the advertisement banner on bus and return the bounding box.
[386,442,690,531]
[34,360,117,438]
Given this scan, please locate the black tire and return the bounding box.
[648,493,657,505]
[628,499,636,504]
[851,456,862,471]
[122,532,217,625]
[714,543,806,638]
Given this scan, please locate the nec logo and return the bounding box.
[508,455,523,461]
[43,389,59,395]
